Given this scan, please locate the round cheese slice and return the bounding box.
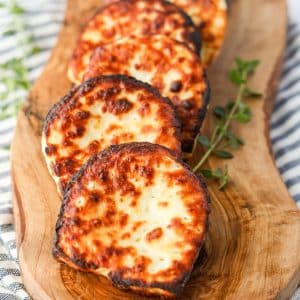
[68,0,201,84]
[84,35,209,153]
[104,0,228,65]
[171,0,228,65]
[42,75,181,194]
[53,142,209,298]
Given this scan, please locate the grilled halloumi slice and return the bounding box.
[53,142,209,298]
[170,0,228,65]
[42,75,181,194]
[84,35,209,153]
[104,0,227,65]
[68,0,201,84]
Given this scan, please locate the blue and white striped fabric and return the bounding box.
[0,0,299,299]
[271,3,300,207]
[0,1,65,299]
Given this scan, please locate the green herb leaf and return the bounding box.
[200,169,213,179]
[232,112,251,123]
[213,150,234,159]
[244,60,260,74]
[2,77,16,91]
[225,132,244,149]
[235,57,246,69]
[213,106,226,119]
[236,57,260,74]
[244,86,262,98]
[30,46,41,55]
[200,166,229,189]
[218,166,229,190]
[232,105,252,123]
[0,1,34,122]
[2,144,11,150]
[16,79,30,89]
[3,29,16,36]
[229,69,245,86]
[24,35,34,44]
[213,168,223,178]
[10,4,25,14]
[226,101,235,112]
[0,92,9,100]
[198,135,211,148]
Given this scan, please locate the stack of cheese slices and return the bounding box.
[42,0,227,298]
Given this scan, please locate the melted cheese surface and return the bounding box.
[104,0,228,65]
[68,0,201,84]
[84,35,208,152]
[54,143,208,297]
[170,0,228,65]
[42,76,181,194]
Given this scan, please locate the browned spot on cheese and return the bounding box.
[89,192,100,203]
[106,124,122,133]
[135,166,154,181]
[103,0,227,66]
[52,158,76,177]
[42,76,181,194]
[67,0,201,84]
[107,98,133,115]
[146,228,163,242]
[120,213,129,227]
[45,145,57,155]
[75,126,85,137]
[133,221,144,232]
[170,80,183,93]
[182,99,194,110]
[121,232,131,239]
[98,170,108,182]
[53,143,209,298]
[141,125,155,134]
[84,35,208,153]
[87,141,100,155]
[130,200,137,207]
[75,111,90,120]
[137,102,150,117]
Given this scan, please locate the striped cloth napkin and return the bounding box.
[0,0,299,299]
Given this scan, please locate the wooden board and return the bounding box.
[10,0,300,299]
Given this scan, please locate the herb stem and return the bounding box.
[210,125,219,144]
[193,73,247,173]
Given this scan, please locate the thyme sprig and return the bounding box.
[0,0,41,121]
[193,58,262,189]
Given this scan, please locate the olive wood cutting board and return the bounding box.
[11,0,300,299]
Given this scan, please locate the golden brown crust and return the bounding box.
[53,142,209,298]
[84,35,209,152]
[104,0,228,65]
[68,0,201,84]
[161,0,228,65]
[42,75,181,194]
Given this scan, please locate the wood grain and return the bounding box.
[11,0,300,299]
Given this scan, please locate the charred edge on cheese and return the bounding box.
[43,74,182,153]
[98,0,201,54]
[183,70,210,153]
[108,269,190,297]
[53,142,210,297]
[224,0,230,10]
[83,37,210,154]
[156,1,202,54]
[72,0,201,56]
